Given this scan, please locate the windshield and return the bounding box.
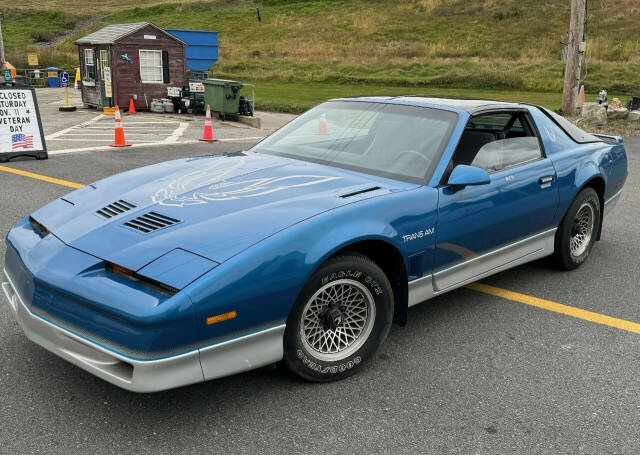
[251,101,458,183]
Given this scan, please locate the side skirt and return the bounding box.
[408,228,556,307]
[603,189,622,217]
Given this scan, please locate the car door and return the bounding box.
[433,109,559,292]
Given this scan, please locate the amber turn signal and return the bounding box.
[206,311,237,325]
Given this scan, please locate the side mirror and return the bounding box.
[447,164,490,187]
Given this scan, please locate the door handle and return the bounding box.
[539,176,554,184]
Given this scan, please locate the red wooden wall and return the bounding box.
[111,25,186,110]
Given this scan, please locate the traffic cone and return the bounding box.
[317,113,328,135]
[199,105,218,142]
[128,97,136,114]
[109,106,131,147]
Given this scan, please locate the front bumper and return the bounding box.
[2,268,285,393]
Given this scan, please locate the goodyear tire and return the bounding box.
[553,187,601,270]
[283,253,393,382]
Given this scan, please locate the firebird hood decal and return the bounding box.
[152,156,340,206]
[30,152,416,271]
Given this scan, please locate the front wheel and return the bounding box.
[553,187,601,270]
[283,254,393,382]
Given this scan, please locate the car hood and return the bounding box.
[31,151,417,271]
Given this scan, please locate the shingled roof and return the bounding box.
[75,22,185,45]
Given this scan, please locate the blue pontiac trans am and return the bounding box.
[2,97,627,392]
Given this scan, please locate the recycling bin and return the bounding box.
[203,78,243,117]
[46,67,59,88]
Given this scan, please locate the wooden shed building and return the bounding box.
[76,22,186,110]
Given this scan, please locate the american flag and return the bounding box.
[12,134,33,150]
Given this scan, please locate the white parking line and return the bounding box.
[163,122,189,144]
[45,114,186,145]
[47,136,265,155]
[48,142,170,154]
[45,114,104,140]
[116,121,182,125]
[48,138,164,142]
[78,126,179,129]
[52,133,177,137]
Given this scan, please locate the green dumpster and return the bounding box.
[203,78,243,118]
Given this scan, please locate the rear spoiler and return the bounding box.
[591,133,624,144]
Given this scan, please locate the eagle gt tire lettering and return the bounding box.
[283,253,393,382]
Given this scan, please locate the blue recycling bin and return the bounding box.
[46,67,59,88]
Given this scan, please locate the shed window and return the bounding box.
[83,49,96,81]
[139,50,163,83]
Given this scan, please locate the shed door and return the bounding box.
[98,47,113,108]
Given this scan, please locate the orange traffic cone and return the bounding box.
[317,113,328,135]
[109,106,131,147]
[199,105,218,142]
[128,97,136,114]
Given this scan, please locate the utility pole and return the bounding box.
[561,0,586,115]
[0,17,6,66]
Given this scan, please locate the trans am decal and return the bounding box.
[402,227,434,242]
[152,156,339,207]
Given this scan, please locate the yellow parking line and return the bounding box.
[0,166,83,189]
[1,164,637,335]
[467,282,640,334]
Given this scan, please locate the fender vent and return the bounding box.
[97,200,136,219]
[123,212,181,233]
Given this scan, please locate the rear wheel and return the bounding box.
[283,254,393,382]
[553,187,601,270]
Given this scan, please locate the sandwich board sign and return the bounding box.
[0,86,47,162]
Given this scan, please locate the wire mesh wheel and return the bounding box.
[570,201,595,257]
[299,279,376,362]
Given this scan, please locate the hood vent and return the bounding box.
[123,212,181,234]
[339,186,381,199]
[97,200,136,219]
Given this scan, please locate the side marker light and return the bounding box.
[206,311,237,325]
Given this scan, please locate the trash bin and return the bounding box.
[46,67,59,87]
[203,79,243,118]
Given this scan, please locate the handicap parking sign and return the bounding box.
[60,72,69,88]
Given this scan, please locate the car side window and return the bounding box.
[472,137,541,172]
[453,111,542,173]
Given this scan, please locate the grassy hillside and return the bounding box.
[2,0,638,110]
[237,82,630,114]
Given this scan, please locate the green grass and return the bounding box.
[2,0,638,112]
[217,59,637,94]
[0,9,81,46]
[243,81,626,113]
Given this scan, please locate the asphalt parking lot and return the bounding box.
[0,99,639,453]
[33,88,293,155]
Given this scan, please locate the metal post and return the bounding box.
[0,19,6,66]
[561,0,586,116]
